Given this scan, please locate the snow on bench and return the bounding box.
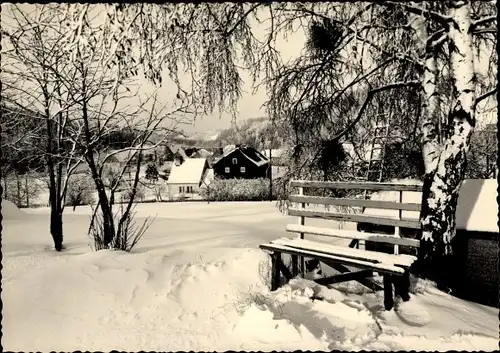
[260,179,423,311]
[260,242,406,275]
[270,238,417,268]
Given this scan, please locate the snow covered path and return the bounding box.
[2,202,498,351]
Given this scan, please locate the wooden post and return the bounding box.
[298,186,305,277]
[394,271,411,302]
[291,255,299,277]
[394,190,402,255]
[271,252,282,291]
[383,275,394,310]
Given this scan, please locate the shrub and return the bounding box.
[201,178,276,201]
[88,201,155,252]
[65,173,94,209]
[145,163,159,183]
[4,173,44,207]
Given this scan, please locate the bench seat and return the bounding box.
[260,238,417,276]
[271,238,417,267]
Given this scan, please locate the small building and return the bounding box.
[213,145,269,179]
[166,158,210,199]
[360,178,498,307]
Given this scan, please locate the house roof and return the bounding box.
[195,148,213,158]
[216,146,269,167]
[167,158,207,184]
[175,148,189,159]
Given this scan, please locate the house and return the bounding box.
[213,145,270,179]
[162,145,177,162]
[166,158,210,199]
[173,148,189,166]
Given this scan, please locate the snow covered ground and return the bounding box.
[2,201,498,351]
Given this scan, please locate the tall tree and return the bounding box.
[57,5,192,249]
[2,4,85,250]
[62,2,496,283]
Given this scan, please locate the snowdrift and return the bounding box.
[2,201,498,351]
[2,199,27,220]
[3,246,498,351]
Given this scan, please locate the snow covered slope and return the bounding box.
[2,199,27,220]
[2,202,498,351]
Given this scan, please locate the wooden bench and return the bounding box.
[259,180,423,310]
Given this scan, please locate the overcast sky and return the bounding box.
[136,19,307,135]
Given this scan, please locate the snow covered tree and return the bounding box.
[2,4,86,250]
[62,2,496,282]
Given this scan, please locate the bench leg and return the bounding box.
[383,275,394,311]
[271,252,282,291]
[291,255,299,277]
[394,271,410,302]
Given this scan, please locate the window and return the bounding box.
[225,167,230,173]
[240,167,246,173]
[179,186,184,193]
[232,158,238,164]
[187,186,193,193]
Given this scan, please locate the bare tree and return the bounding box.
[58,5,193,249]
[58,2,497,280]
[2,4,85,250]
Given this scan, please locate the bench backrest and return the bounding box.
[288,180,424,252]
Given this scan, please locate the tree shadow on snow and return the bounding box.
[266,299,347,344]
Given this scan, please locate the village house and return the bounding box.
[166,157,211,200]
[213,145,269,179]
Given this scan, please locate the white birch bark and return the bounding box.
[420,0,476,256]
[409,8,441,175]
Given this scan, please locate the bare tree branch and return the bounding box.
[475,87,498,108]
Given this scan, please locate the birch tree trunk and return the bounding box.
[418,1,476,288]
[421,0,476,247]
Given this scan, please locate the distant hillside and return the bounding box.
[214,117,286,149]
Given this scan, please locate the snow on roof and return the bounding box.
[196,148,213,158]
[240,148,269,167]
[167,158,207,184]
[216,146,269,168]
